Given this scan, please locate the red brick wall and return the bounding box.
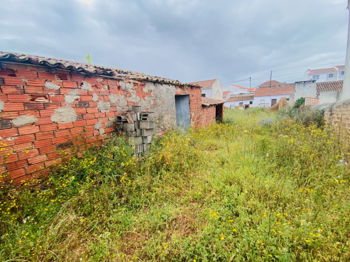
[200,105,217,127]
[0,62,207,182]
[175,86,202,127]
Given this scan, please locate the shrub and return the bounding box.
[293,97,305,109]
[279,106,325,127]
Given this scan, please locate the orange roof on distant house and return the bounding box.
[231,84,256,93]
[307,65,345,75]
[307,68,337,74]
[190,79,217,89]
[223,91,231,97]
[255,85,295,97]
[232,84,248,89]
[258,80,282,88]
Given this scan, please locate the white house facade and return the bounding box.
[294,80,317,101]
[224,95,254,108]
[306,66,345,82]
[253,94,293,108]
[190,79,224,100]
[253,83,295,108]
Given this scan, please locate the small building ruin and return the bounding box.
[0,51,218,182]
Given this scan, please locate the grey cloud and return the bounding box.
[0,0,347,87]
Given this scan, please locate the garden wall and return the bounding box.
[324,101,350,135]
[0,62,203,182]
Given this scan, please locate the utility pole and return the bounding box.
[269,71,273,88]
[249,77,252,89]
[340,0,350,101]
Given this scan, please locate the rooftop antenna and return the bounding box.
[269,70,273,88]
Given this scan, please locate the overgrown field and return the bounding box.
[1,108,350,261]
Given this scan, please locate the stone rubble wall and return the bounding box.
[324,101,350,135]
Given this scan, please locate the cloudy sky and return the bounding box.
[0,0,348,87]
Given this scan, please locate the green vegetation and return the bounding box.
[1,108,350,261]
[279,106,325,128]
[293,97,306,109]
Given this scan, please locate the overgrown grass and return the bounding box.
[1,108,350,261]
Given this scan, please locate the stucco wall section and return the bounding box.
[319,91,339,104]
[140,82,177,131]
[51,107,77,123]
[295,81,317,100]
[12,115,38,127]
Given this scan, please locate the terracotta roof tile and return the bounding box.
[316,80,343,95]
[202,97,224,106]
[0,51,198,87]
[255,84,295,97]
[258,80,282,88]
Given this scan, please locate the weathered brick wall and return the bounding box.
[175,86,202,127]
[200,106,216,127]
[0,62,204,182]
[324,102,350,135]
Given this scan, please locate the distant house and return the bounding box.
[317,80,343,104]
[294,80,343,105]
[253,81,295,107]
[190,79,224,100]
[295,80,317,104]
[223,90,232,100]
[224,95,254,109]
[306,66,345,82]
[228,84,255,96]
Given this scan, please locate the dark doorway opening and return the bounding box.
[215,104,223,122]
[271,99,277,106]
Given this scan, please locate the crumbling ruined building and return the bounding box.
[0,52,220,182]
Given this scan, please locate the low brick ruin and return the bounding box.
[0,52,219,183]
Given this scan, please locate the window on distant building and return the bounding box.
[271,99,277,106]
[312,75,320,80]
[328,73,334,78]
[249,101,253,105]
[341,71,345,75]
[201,94,206,97]
[239,102,243,105]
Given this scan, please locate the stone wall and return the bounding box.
[0,62,204,182]
[324,101,350,134]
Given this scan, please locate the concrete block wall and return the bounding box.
[0,62,204,182]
